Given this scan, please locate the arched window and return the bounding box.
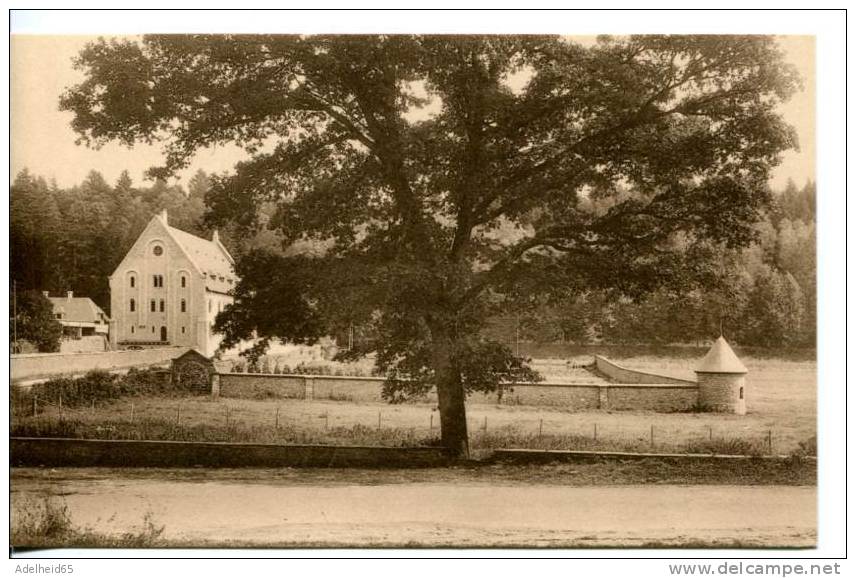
[129,298,136,312]
[159,299,165,312]
[130,276,135,288]
[739,387,744,400]
[181,275,187,288]
[180,299,186,313]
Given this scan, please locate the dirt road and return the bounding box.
[11,468,815,548]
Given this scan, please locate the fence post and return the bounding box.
[538,418,543,442]
[58,392,63,422]
[594,423,598,441]
[483,416,488,434]
[377,411,382,431]
[709,426,713,441]
[430,413,433,432]
[767,430,773,455]
[650,424,654,448]
[91,398,95,414]
[32,395,37,418]
[130,402,135,423]
[275,406,280,430]
[176,405,182,426]
[325,411,329,430]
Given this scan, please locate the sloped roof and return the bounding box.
[695,336,748,374]
[167,225,233,278]
[49,296,108,324]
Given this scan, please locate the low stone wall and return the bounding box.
[218,372,699,411]
[310,375,389,402]
[218,373,307,399]
[11,347,187,383]
[594,355,697,385]
[606,384,699,412]
[490,383,601,409]
[10,437,449,468]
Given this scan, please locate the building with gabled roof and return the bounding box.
[46,291,110,338]
[108,210,238,356]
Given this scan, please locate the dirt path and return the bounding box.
[11,469,815,548]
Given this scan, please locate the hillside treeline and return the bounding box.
[10,169,214,313]
[489,180,816,348]
[11,169,815,348]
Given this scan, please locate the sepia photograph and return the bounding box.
[7,9,836,560]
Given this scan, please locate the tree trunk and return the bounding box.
[430,328,470,459]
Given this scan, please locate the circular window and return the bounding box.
[153,246,163,256]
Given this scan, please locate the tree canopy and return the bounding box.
[61,34,800,456]
[11,289,62,353]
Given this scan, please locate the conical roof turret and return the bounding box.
[695,336,747,374]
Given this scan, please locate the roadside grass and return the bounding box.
[11,494,164,549]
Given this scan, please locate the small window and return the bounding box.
[150,299,156,312]
[181,326,186,334]
[153,245,163,256]
[131,326,135,334]
[159,299,165,312]
[181,276,186,288]
[739,387,744,400]
[130,298,136,312]
[130,276,135,288]
[180,299,186,313]
[152,326,155,333]
[55,313,63,320]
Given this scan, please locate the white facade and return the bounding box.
[109,210,237,357]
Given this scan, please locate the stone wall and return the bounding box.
[606,384,699,412]
[594,355,697,385]
[217,372,700,411]
[11,347,187,383]
[218,373,307,399]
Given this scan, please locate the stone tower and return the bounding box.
[695,336,748,414]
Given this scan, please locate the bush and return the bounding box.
[29,370,123,407]
[792,436,817,457]
[684,436,767,456]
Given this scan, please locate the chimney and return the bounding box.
[42,291,49,298]
[67,291,73,301]
[159,209,168,225]
[212,230,220,244]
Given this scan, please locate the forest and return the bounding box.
[10,168,815,349]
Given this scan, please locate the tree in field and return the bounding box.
[61,35,798,456]
[11,289,62,353]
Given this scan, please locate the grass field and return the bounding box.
[12,354,816,456]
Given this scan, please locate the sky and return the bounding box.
[10,35,815,191]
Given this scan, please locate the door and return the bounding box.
[160,326,168,342]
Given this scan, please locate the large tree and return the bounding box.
[61,35,798,456]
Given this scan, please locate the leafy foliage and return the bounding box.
[11,289,62,352]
